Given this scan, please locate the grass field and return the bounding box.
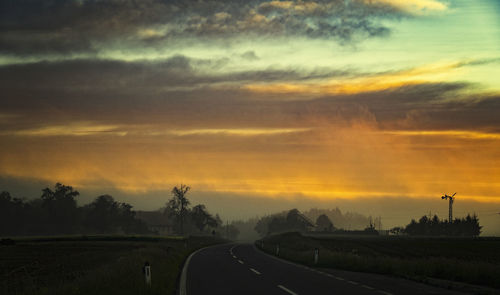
[1,235,226,295]
[257,232,500,290]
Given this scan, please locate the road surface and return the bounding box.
[182,243,465,295]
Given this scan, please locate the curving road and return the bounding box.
[182,243,464,295]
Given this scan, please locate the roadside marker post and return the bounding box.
[143,261,151,287]
[276,244,280,256]
[314,248,319,265]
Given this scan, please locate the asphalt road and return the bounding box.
[183,243,465,295]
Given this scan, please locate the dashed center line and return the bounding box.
[277,284,298,295]
[243,245,393,295]
[250,268,261,275]
[232,255,237,258]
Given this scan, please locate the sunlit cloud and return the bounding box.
[0,123,311,138]
[243,61,464,95]
[2,122,499,205]
[381,130,500,140]
[366,0,449,14]
[1,123,127,137]
[164,128,312,137]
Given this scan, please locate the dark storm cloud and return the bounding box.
[0,0,405,56]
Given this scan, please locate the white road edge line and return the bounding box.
[179,243,232,295]
[255,244,387,294]
[254,245,347,284]
[250,268,261,275]
[277,285,298,295]
[238,259,244,264]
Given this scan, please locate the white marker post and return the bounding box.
[276,244,280,256]
[143,261,151,287]
[314,248,319,265]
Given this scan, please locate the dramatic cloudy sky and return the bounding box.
[1,0,499,233]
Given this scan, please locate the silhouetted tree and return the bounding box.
[268,216,288,233]
[286,208,310,232]
[118,202,148,234]
[404,214,482,237]
[254,215,275,237]
[316,214,334,232]
[0,191,27,235]
[191,204,217,232]
[83,195,120,233]
[166,184,190,235]
[40,183,80,234]
[0,184,151,236]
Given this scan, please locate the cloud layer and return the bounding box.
[1,56,499,134]
[0,0,448,57]
[1,0,499,225]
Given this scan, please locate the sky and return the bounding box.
[1,0,499,234]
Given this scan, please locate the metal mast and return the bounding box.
[441,192,456,222]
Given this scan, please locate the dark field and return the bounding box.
[1,235,226,295]
[258,232,500,290]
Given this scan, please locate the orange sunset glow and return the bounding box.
[1,0,500,235]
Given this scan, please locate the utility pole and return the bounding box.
[441,193,456,222]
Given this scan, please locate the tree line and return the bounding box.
[392,214,482,237]
[252,209,482,237]
[253,208,380,237]
[0,183,149,236]
[0,183,239,238]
